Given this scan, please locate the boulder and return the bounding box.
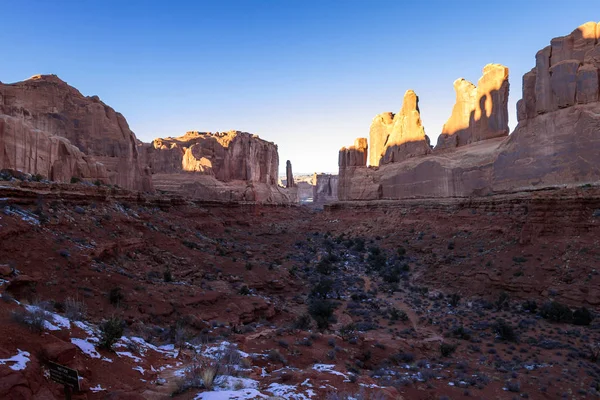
[42,340,77,364]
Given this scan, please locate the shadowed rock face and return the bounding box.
[338,22,600,201]
[436,64,509,150]
[369,90,432,167]
[0,75,152,191]
[313,173,338,203]
[286,160,295,188]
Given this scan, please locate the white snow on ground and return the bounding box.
[266,383,314,399]
[3,207,40,225]
[74,320,96,337]
[89,384,106,392]
[195,389,267,399]
[24,305,71,331]
[71,338,101,359]
[194,375,266,399]
[311,363,348,378]
[132,366,145,375]
[0,349,30,371]
[116,351,143,363]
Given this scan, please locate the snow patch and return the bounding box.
[0,349,30,371]
[71,338,101,359]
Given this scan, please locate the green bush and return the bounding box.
[448,293,461,307]
[293,313,312,330]
[309,299,336,330]
[522,300,538,313]
[99,317,124,350]
[494,319,517,342]
[440,342,457,357]
[573,307,593,326]
[108,287,124,306]
[540,301,573,323]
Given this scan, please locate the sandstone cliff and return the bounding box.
[338,22,600,201]
[0,75,152,191]
[313,173,339,203]
[142,130,296,203]
[369,90,432,167]
[436,64,509,149]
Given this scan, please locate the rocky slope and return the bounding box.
[140,130,296,203]
[0,180,599,399]
[0,75,152,191]
[338,22,600,201]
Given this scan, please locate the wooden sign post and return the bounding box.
[48,361,80,400]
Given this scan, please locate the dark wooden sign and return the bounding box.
[48,361,79,399]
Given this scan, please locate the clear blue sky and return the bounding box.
[2,1,599,174]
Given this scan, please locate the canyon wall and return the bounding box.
[313,173,339,203]
[0,75,152,191]
[141,131,296,203]
[338,22,600,201]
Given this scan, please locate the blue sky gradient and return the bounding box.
[2,1,599,174]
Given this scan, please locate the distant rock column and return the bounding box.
[285,160,295,188]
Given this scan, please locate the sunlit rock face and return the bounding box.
[495,21,600,192]
[142,131,296,203]
[435,64,509,150]
[0,75,152,190]
[519,21,600,119]
[337,22,600,201]
[369,90,432,167]
[338,138,368,168]
[143,131,279,184]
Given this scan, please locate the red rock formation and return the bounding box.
[0,115,109,183]
[436,64,509,149]
[369,90,432,166]
[286,160,295,188]
[313,173,338,203]
[142,130,296,203]
[0,75,152,191]
[338,138,368,168]
[518,22,600,119]
[338,23,600,201]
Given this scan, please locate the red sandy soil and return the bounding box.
[1,180,600,399]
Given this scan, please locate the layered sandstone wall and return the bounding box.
[142,130,296,203]
[338,22,600,201]
[313,173,339,203]
[0,75,152,191]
